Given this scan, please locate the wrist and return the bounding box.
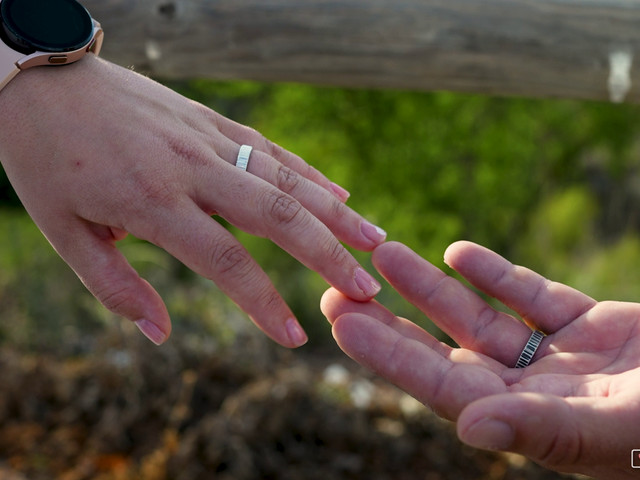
[0,51,97,119]
[0,0,102,94]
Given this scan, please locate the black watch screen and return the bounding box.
[0,0,93,54]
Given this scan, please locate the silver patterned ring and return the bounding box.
[235,144,253,171]
[514,330,545,368]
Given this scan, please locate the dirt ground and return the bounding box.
[0,331,581,480]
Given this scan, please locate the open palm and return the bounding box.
[321,241,640,479]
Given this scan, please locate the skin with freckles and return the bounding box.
[0,54,386,347]
[321,241,640,479]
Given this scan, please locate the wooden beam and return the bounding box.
[83,0,640,103]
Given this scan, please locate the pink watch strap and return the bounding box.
[0,16,102,94]
[0,39,21,92]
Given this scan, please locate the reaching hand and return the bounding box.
[0,55,386,347]
[321,241,640,479]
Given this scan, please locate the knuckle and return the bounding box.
[538,428,582,468]
[264,137,286,161]
[527,276,549,306]
[95,283,134,315]
[265,137,317,179]
[165,134,208,169]
[324,240,350,265]
[473,306,501,342]
[210,242,253,277]
[328,197,349,222]
[306,164,322,180]
[423,274,452,306]
[276,165,302,195]
[253,285,284,313]
[429,363,457,419]
[192,99,220,126]
[263,191,304,228]
[130,169,180,212]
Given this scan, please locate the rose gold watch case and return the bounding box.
[0,14,103,92]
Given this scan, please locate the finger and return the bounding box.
[320,287,440,348]
[133,200,308,348]
[457,393,633,475]
[321,287,507,372]
[142,118,383,251]
[48,221,171,345]
[252,138,351,202]
[196,163,382,301]
[215,115,351,202]
[239,150,385,251]
[332,312,507,420]
[372,242,532,366]
[444,241,597,333]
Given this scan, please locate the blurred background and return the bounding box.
[2,80,639,479]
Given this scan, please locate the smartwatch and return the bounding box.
[0,0,103,92]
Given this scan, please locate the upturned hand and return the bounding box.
[322,241,640,479]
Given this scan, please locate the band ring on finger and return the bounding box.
[514,330,545,368]
[236,145,253,171]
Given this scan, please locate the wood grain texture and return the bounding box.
[83,0,640,102]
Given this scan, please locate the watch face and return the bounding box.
[1,0,93,54]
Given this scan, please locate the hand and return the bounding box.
[0,55,385,347]
[321,241,640,479]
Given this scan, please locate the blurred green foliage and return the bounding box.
[3,80,640,351]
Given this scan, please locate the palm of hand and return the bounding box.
[322,241,640,478]
[518,300,640,394]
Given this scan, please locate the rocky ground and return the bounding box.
[0,331,580,480]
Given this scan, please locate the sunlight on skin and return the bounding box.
[321,241,640,479]
[0,55,387,348]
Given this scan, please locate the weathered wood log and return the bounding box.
[83,0,640,103]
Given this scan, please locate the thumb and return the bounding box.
[456,392,633,476]
[50,224,172,345]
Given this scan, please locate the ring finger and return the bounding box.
[233,146,385,251]
[215,115,347,200]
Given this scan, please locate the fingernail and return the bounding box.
[460,418,514,451]
[330,182,350,202]
[134,319,166,345]
[361,221,387,245]
[286,318,308,347]
[355,267,382,298]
